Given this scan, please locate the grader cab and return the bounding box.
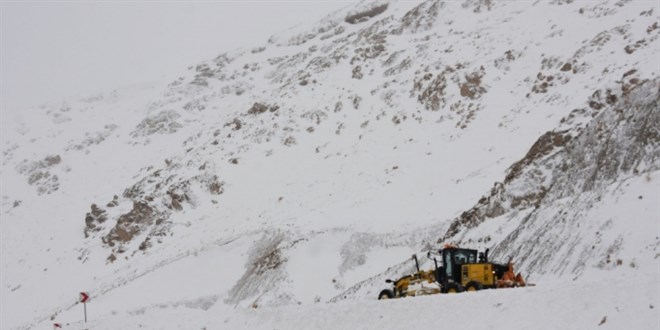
[378,245,527,299]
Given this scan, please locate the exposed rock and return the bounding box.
[283,136,297,146]
[414,70,449,111]
[345,4,388,24]
[131,110,183,137]
[505,131,572,183]
[84,204,108,238]
[106,195,119,208]
[225,232,289,305]
[103,201,158,248]
[442,79,660,249]
[67,125,117,152]
[166,185,189,211]
[209,180,225,195]
[459,67,487,99]
[224,118,243,131]
[248,102,279,115]
[462,0,493,13]
[16,155,63,195]
[352,65,363,79]
[395,0,443,34]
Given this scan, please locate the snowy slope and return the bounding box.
[1,0,659,329]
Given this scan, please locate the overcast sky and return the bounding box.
[1,1,355,113]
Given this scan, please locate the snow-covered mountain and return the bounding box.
[1,1,658,329]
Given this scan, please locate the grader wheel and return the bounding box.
[378,289,395,300]
[465,281,484,292]
[442,283,464,294]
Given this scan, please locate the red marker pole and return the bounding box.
[80,292,90,323]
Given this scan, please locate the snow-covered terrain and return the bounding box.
[1,1,659,329]
[49,273,660,330]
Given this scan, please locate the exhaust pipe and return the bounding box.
[412,254,421,273]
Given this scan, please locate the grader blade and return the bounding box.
[496,262,527,288]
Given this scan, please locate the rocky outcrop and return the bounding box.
[441,78,660,276]
[16,155,62,195]
[131,110,183,137]
[345,3,388,24]
[225,232,290,307]
[84,204,108,238]
[102,201,160,248]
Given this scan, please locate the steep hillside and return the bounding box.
[1,0,658,329]
[445,78,659,275]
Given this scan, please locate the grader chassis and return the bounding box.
[378,245,528,299]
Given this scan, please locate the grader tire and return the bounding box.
[465,281,484,292]
[442,283,465,294]
[378,289,395,300]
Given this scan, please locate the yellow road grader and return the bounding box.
[378,245,528,299]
